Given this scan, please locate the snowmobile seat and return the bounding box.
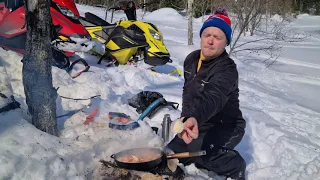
[84,12,111,26]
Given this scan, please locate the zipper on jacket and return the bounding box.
[184,70,192,75]
[184,70,196,81]
[192,74,196,80]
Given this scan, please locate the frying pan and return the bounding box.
[110,147,206,171]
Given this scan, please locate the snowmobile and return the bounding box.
[0,0,90,78]
[80,1,172,67]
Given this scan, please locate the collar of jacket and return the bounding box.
[195,50,229,72]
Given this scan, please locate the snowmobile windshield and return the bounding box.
[53,0,80,17]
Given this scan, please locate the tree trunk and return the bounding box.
[22,0,58,136]
[187,0,194,45]
[144,0,147,12]
[299,0,302,12]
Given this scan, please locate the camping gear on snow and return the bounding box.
[128,91,179,119]
[83,108,99,125]
[52,50,90,78]
[79,1,172,67]
[108,112,137,130]
[108,98,165,130]
[109,147,206,171]
[150,66,182,77]
[151,126,159,134]
[161,114,172,143]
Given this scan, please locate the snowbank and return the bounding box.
[1,4,320,180]
[194,15,210,23]
[144,8,186,22]
[298,13,311,18]
[271,14,283,22]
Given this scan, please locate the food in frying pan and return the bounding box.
[119,151,162,163]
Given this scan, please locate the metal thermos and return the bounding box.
[162,114,172,142]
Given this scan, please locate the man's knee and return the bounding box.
[199,149,246,179]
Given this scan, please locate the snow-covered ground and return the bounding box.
[0,5,320,180]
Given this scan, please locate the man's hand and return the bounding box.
[178,117,199,144]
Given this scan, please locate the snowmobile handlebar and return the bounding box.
[106,1,158,22]
[108,5,140,11]
[108,7,122,11]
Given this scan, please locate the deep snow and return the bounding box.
[0,5,319,180]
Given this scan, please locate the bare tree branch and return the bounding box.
[234,37,272,49]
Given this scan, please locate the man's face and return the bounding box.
[201,27,227,59]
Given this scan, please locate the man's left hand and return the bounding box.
[178,117,199,144]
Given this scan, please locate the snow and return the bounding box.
[1,4,320,180]
[270,14,286,22]
[0,66,12,108]
[144,8,186,22]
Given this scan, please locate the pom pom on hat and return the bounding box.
[200,7,232,46]
[214,7,228,16]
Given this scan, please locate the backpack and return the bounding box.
[128,91,179,119]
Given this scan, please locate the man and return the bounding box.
[167,8,246,180]
[123,1,137,20]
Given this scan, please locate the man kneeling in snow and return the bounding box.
[166,8,246,180]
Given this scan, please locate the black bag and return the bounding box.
[128,91,179,119]
[0,93,20,113]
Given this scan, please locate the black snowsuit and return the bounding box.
[124,2,137,21]
[167,50,246,180]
